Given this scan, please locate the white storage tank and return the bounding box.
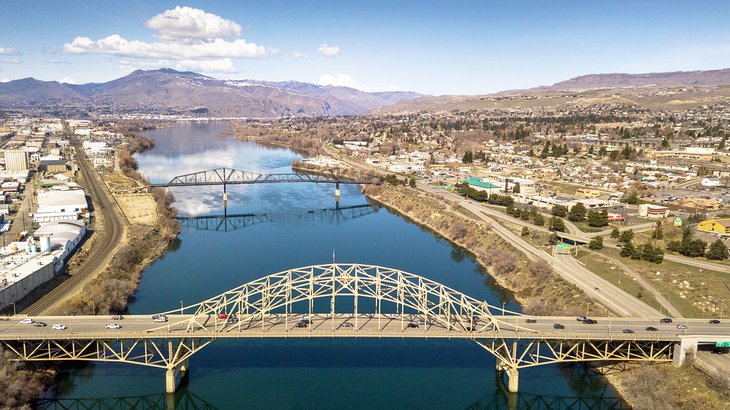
[39,234,52,252]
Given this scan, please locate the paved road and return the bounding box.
[23,130,126,315]
[1,313,727,343]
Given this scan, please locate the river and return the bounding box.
[44,121,624,409]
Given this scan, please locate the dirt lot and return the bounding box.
[102,172,157,225]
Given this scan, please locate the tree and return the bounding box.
[640,242,664,264]
[652,221,663,240]
[550,216,566,232]
[462,150,473,164]
[618,229,634,244]
[611,227,620,238]
[513,182,521,194]
[548,233,560,245]
[706,239,729,260]
[598,146,607,157]
[568,202,587,222]
[587,209,608,227]
[521,227,530,237]
[552,205,568,217]
[588,145,594,155]
[620,241,638,259]
[532,213,545,227]
[588,236,604,250]
[408,176,416,188]
[622,190,639,205]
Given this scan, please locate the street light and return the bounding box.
[12,302,15,315]
[180,300,183,314]
[502,301,506,316]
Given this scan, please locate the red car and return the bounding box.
[218,313,228,319]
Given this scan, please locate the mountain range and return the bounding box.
[0,68,421,117]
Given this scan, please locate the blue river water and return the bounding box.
[44,121,624,409]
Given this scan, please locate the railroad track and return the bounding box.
[23,132,125,315]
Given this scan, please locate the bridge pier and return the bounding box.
[673,338,698,367]
[335,182,341,199]
[496,359,519,393]
[165,359,189,394]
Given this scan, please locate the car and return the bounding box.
[526,317,537,324]
[553,323,565,330]
[406,323,419,328]
[217,313,229,319]
[576,316,587,322]
[646,326,658,331]
[105,323,121,329]
[386,314,401,319]
[153,315,168,322]
[52,324,67,330]
[33,322,47,327]
[295,322,308,328]
[300,316,312,324]
[594,287,600,292]
[341,322,354,328]
[19,318,34,324]
[417,319,428,326]
[583,319,597,324]
[659,318,673,324]
[227,317,239,324]
[622,329,634,334]
[676,324,687,330]
[151,314,162,320]
[111,315,123,320]
[710,319,721,324]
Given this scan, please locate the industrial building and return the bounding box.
[0,220,85,310]
[1,150,29,171]
[34,189,88,222]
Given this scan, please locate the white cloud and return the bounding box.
[293,51,309,59]
[146,6,242,42]
[64,7,275,74]
[319,73,358,88]
[59,77,77,84]
[319,73,405,92]
[0,58,19,64]
[65,35,271,59]
[176,58,236,73]
[317,44,340,57]
[44,46,58,54]
[0,47,20,56]
[46,59,71,64]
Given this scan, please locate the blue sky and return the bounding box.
[1,1,730,94]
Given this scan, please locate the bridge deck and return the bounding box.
[1,314,726,343]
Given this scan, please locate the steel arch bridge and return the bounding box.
[1,263,712,394]
[149,167,381,188]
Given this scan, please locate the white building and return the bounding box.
[0,244,65,310]
[2,150,29,171]
[702,177,722,187]
[34,189,88,222]
[638,204,670,219]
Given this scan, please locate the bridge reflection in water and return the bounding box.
[176,204,381,232]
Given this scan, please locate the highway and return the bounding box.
[23,130,126,315]
[1,313,728,343]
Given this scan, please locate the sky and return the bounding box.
[1,1,730,95]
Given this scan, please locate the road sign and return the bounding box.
[715,341,730,347]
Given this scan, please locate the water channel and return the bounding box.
[45,121,625,409]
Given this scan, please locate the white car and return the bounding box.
[105,323,121,330]
[52,324,67,331]
[19,318,34,324]
[153,315,168,322]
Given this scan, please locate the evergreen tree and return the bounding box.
[552,205,568,217]
[550,216,566,232]
[521,227,530,237]
[532,213,545,227]
[706,239,729,260]
[653,221,663,240]
[620,241,638,258]
[588,145,594,155]
[513,182,521,194]
[408,176,416,188]
[462,150,473,163]
[610,227,620,238]
[618,229,634,243]
[568,202,587,222]
[587,209,609,227]
[588,236,604,250]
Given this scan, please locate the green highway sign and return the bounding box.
[715,341,730,347]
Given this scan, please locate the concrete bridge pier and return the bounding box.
[496,359,519,393]
[335,182,341,199]
[673,338,698,367]
[223,183,228,207]
[165,359,189,394]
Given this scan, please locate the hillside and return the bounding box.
[0,69,421,117]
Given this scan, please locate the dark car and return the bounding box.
[406,322,419,328]
[227,317,239,324]
[646,326,658,331]
[622,329,634,334]
[111,315,123,321]
[710,319,721,324]
[295,322,308,328]
[526,318,537,324]
[553,323,565,330]
[659,318,673,324]
[33,321,47,327]
[583,319,597,324]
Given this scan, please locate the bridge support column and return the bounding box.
[335,182,341,199]
[165,359,189,394]
[506,368,519,393]
[673,338,698,367]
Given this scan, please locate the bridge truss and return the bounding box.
[1,264,678,394]
[151,167,381,188]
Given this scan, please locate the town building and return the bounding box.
[697,219,730,236]
[33,189,88,222]
[1,150,29,171]
[638,204,670,219]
